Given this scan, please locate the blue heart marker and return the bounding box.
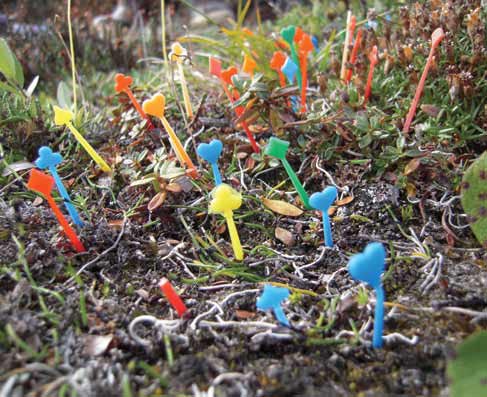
[256,284,290,327]
[348,242,386,348]
[281,57,300,112]
[309,186,338,247]
[35,146,84,227]
[196,139,223,186]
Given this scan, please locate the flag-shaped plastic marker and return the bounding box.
[197,139,223,186]
[348,242,386,348]
[35,146,83,227]
[270,51,287,88]
[256,284,290,326]
[142,93,198,178]
[345,29,363,84]
[209,184,243,260]
[242,54,257,77]
[27,169,85,252]
[159,278,188,317]
[364,46,379,105]
[296,33,314,113]
[54,106,112,173]
[265,137,311,209]
[281,26,301,89]
[309,186,338,247]
[403,28,445,134]
[114,73,155,130]
[169,42,193,119]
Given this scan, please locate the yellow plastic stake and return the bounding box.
[142,93,198,178]
[169,42,193,119]
[53,106,112,173]
[209,184,243,260]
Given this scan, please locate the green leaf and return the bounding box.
[57,81,73,110]
[13,56,24,87]
[0,38,16,81]
[447,332,487,397]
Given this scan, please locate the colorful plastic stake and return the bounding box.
[256,284,290,326]
[312,36,319,51]
[297,33,314,113]
[209,183,243,260]
[35,146,83,227]
[169,42,193,119]
[53,106,112,173]
[340,12,356,81]
[142,93,198,178]
[159,278,188,317]
[27,169,86,253]
[345,28,363,84]
[348,242,386,348]
[265,137,311,209]
[364,46,379,106]
[402,28,445,134]
[281,57,299,111]
[242,54,257,77]
[197,139,223,186]
[270,51,287,88]
[280,25,302,89]
[309,186,338,247]
[114,73,155,130]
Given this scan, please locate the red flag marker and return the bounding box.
[364,46,379,106]
[159,278,188,317]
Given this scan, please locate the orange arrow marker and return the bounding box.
[364,46,379,106]
[27,169,85,253]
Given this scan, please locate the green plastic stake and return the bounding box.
[265,137,311,209]
[280,25,302,90]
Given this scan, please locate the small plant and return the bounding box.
[461,151,487,248]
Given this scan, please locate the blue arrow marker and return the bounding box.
[35,146,84,227]
[256,284,291,327]
[309,186,338,247]
[197,139,223,186]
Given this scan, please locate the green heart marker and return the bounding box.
[280,25,302,90]
[265,137,311,209]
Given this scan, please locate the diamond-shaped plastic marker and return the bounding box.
[256,284,290,326]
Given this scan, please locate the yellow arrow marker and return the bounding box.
[209,183,243,260]
[169,42,193,119]
[142,93,198,178]
[53,106,111,173]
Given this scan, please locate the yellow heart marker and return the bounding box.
[169,42,193,119]
[53,106,111,173]
[142,93,198,178]
[209,183,243,260]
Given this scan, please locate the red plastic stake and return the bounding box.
[402,28,445,133]
[114,73,155,130]
[27,169,86,253]
[297,33,314,113]
[345,29,363,84]
[159,278,188,317]
[364,46,379,106]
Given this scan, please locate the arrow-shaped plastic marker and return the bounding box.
[197,139,223,186]
[348,242,386,348]
[309,186,338,247]
[209,183,243,260]
[143,93,198,178]
[114,73,155,130]
[364,45,379,106]
[281,25,302,89]
[265,137,311,209]
[169,42,193,119]
[53,106,112,173]
[27,169,85,252]
[256,284,290,326]
[35,146,83,227]
[345,28,363,84]
[297,33,314,113]
[159,278,188,317]
[403,28,445,134]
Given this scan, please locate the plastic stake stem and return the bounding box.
[224,210,243,261]
[373,286,385,348]
[49,166,83,227]
[341,12,356,81]
[345,29,363,84]
[281,158,310,209]
[364,46,378,105]
[159,278,188,317]
[177,62,193,119]
[124,89,155,130]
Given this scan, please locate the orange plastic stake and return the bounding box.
[159,278,188,317]
[242,54,257,77]
[297,33,314,113]
[114,73,155,130]
[27,169,86,253]
[270,51,287,87]
[345,29,363,84]
[402,28,445,134]
[209,57,233,101]
[341,12,356,81]
[293,26,304,44]
[364,46,379,106]
[142,93,199,178]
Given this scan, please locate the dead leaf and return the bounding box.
[262,198,303,217]
[108,219,124,229]
[2,160,35,177]
[83,334,114,357]
[421,104,441,117]
[328,206,337,216]
[275,227,295,246]
[404,158,421,176]
[166,182,182,193]
[235,310,256,319]
[148,192,166,212]
[406,183,417,198]
[236,152,248,159]
[335,196,354,206]
[32,196,43,206]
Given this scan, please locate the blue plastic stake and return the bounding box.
[35,146,83,227]
[281,57,300,112]
[347,242,386,348]
[311,35,319,51]
[256,284,290,327]
[309,186,338,247]
[197,139,223,186]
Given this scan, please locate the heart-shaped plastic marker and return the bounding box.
[197,139,223,186]
[281,25,296,45]
[221,66,238,87]
[143,93,165,119]
[53,106,73,126]
[256,284,291,327]
[348,242,385,289]
[114,73,133,93]
[310,186,338,247]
